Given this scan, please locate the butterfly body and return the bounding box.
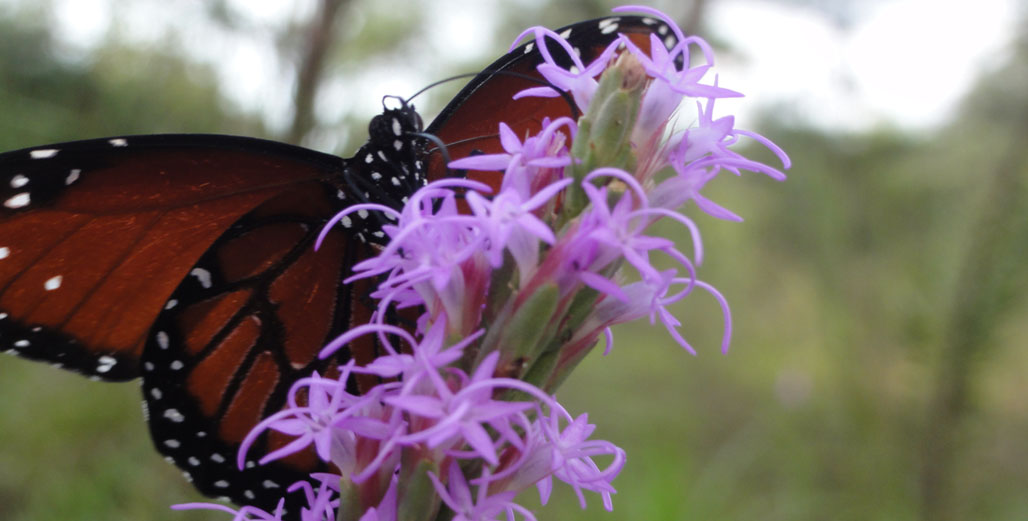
[0,14,682,514]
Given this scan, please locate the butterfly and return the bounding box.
[0,14,682,515]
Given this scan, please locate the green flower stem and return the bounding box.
[562,52,647,223]
[336,476,364,521]
[396,455,441,521]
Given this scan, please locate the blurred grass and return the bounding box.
[2,2,1027,520]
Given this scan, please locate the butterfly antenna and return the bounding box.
[404,73,482,104]
[406,70,579,120]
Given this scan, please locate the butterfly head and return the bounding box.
[368,96,425,147]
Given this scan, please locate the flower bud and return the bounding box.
[565,51,649,216]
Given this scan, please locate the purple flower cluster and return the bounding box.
[177,5,788,520]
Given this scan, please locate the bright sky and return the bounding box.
[711,0,1020,131]
[16,0,1025,136]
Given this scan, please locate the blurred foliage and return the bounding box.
[0,4,265,151]
[1,2,1026,521]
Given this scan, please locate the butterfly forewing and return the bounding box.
[0,135,345,380]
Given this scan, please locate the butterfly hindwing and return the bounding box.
[0,135,348,380]
[141,181,369,509]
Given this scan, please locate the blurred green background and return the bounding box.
[1,0,1026,520]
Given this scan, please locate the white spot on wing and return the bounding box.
[4,193,30,209]
[163,408,185,423]
[365,153,374,164]
[164,439,181,449]
[0,247,8,259]
[143,361,154,371]
[14,339,29,348]
[391,118,402,136]
[524,42,534,54]
[169,360,184,370]
[30,149,58,159]
[156,331,169,349]
[190,267,212,288]
[109,138,128,147]
[393,139,403,151]
[10,174,28,188]
[600,22,619,34]
[164,299,177,310]
[187,457,200,466]
[371,172,382,181]
[262,480,280,489]
[244,490,256,500]
[340,215,353,228]
[214,480,229,488]
[150,387,162,400]
[559,28,572,39]
[210,453,226,463]
[44,275,62,291]
[66,169,81,185]
[96,355,117,373]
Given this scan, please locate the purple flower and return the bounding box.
[449,117,575,200]
[344,179,493,329]
[428,463,538,521]
[466,178,571,280]
[236,363,395,478]
[533,403,625,511]
[670,96,791,182]
[508,27,620,110]
[288,475,341,521]
[387,352,539,466]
